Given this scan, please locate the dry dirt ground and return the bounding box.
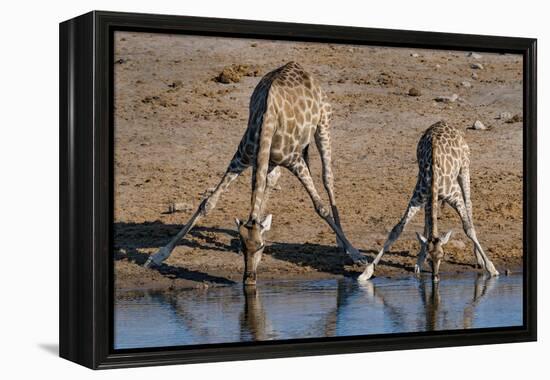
[113,32,523,291]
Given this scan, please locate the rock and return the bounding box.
[471,72,479,80]
[435,64,441,69]
[471,120,487,130]
[167,80,183,89]
[448,239,466,250]
[434,94,459,103]
[347,48,354,53]
[497,111,513,120]
[506,114,523,123]
[461,81,472,88]
[215,64,260,84]
[167,202,193,214]
[410,53,420,57]
[467,52,483,59]
[471,63,484,70]
[408,87,422,97]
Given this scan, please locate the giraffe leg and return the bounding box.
[288,158,363,263]
[447,194,499,276]
[314,123,346,250]
[145,163,246,268]
[359,193,423,281]
[457,166,484,268]
[258,166,281,217]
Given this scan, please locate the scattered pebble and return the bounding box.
[506,114,523,123]
[435,64,441,69]
[471,120,488,130]
[471,63,484,70]
[434,94,459,103]
[448,240,466,250]
[471,72,479,80]
[410,53,420,58]
[215,64,260,84]
[497,111,513,120]
[348,48,354,53]
[408,87,422,97]
[167,80,183,89]
[467,52,483,59]
[461,81,472,88]
[167,202,193,214]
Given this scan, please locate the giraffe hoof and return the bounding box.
[485,262,499,276]
[145,246,170,268]
[144,256,157,269]
[358,264,375,282]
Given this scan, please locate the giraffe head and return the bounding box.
[235,215,272,286]
[416,230,452,282]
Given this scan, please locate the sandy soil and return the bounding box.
[113,32,523,291]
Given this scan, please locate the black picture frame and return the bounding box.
[59,10,537,369]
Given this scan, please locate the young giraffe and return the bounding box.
[145,61,363,284]
[359,121,499,282]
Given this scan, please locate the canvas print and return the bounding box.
[113,32,523,350]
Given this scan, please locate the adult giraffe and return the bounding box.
[145,61,363,285]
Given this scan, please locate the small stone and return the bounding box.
[168,80,183,89]
[348,48,354,53]
[461,81,472,88]
[448,240,466,250]
[467,52,483,59]
[471,120,487,130]
[506,114,523,124]
[497,111,513,120]
[167,202,193,214]
[435,64,441,69]
[410,53,420,57]
[471,63,484,70]
[434,94,459,103]
[471,72,479,80]
[408,87,422,96]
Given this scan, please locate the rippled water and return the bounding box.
[114,273,523,349]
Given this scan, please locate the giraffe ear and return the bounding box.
[440,230,452,244]
[260,214,272,233]
[416,232,428,244]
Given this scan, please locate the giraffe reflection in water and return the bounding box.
[114,274,521,349]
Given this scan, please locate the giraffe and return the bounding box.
[359,121,499,282]
[144,61,363,285]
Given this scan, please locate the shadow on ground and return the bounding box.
[114,221,417,284]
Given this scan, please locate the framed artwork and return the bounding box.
[59,11,537,369]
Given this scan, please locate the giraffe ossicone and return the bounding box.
[359,121,499,282]
[145,62,363,283]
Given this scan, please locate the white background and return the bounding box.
[0,0,546,378]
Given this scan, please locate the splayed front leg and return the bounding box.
[359,199,423,281]
[145,167,244,268]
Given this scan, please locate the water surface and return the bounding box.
[114,273,522,349]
